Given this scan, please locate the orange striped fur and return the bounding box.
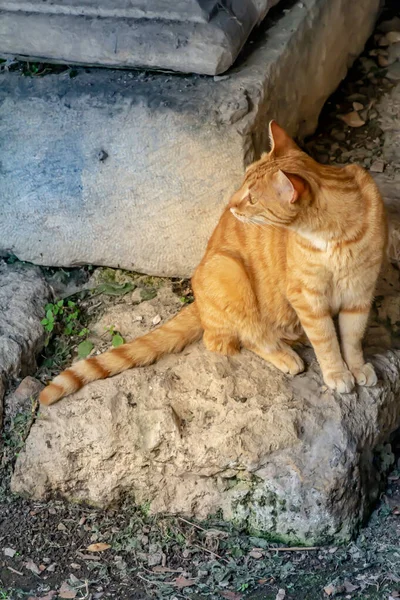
[40,121,387,405]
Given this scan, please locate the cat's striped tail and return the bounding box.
[39,302,202,406]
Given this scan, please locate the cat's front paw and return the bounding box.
[351,362,377,387]
[324,370,355,394]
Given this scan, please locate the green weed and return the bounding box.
[105,325,125,348]
[39,298,92,374]
[41,299,85,339]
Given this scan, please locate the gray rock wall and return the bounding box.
[0,263,52,423]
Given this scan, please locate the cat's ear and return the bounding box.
[272,170,306,204]
[268,120,299,155]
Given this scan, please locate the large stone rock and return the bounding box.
[0,0,281,76]
[11,283,400,544]
[0,262,51,423]
[0,0,380,277]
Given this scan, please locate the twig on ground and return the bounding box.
[177,516,207,532]
[192,543,229,563]
[271,546,320,552]
[7,566,23,576]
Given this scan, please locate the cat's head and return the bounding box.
[229,121,309,227]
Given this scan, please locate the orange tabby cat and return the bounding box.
[39,121,387,406]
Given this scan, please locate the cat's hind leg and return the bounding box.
[194,253,304,375]
[244,340,304,375]
[203,330,240,356]
[193,253,263,356]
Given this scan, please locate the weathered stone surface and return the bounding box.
[0,0,280,76]
[0,0,380,277]
[371,175,400,266]
[0,262,51,422]
[372,84,400,266]
[12,283,400,544]
[6,376,45,420]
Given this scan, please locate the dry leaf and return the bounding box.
[3,547,16,557]
[25,559,41,575]
[204,528,229,539]
[57,522,67,532]
[386,31,400,44]
[324,584,345,596]
[249,549,263,559]
[173,576,196,588]
[352,102,364,111]
[152,565,179,573]
[58,581,77,599]
[276,590,286,600]
[47,563,57,572]
[76,551,101,561]
[337,111,365,127]
[343,580,358,593]
[324,584,336,596]
[220,591,243,600]
[69,574,81,586]
[86,543,111,553]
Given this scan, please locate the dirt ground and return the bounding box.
[2,2,400,599]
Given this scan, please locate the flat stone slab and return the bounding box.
[0,0,280,75]
[0,262,51,423]
[11,282,400,544]
[0,0,380,277]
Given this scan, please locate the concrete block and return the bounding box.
[0,0,380,277]
[0,0,280,75]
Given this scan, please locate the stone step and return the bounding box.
[0,0,219,22]
[0,0,380,277]
[0,0,281,75]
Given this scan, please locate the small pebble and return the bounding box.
[370,160,385,173]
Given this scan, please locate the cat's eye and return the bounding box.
[248,194,257,205]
